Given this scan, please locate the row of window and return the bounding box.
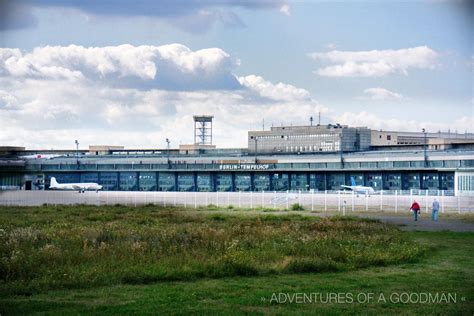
[36,159,473,171]
[45,171,455,192]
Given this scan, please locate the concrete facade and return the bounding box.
[248,124,371,154]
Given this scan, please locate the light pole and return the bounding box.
[166,138,170,166]
[422,128,427,167]
[74,140,79,166]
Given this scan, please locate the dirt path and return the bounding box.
[353,214,474,232]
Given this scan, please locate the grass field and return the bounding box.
[0,205,473,315]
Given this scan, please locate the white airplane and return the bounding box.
[49,177,103,193]
[341,177,375,195]
[20,154,62,160]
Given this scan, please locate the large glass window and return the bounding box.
[365,173,382,189]
[421,173,439,190]
[99,172,118,191]
[271,173,289,191]
[440,172,454,190]
[402,173,420,190]
[216,173,232,191]
[253,173,270,191]
[81,173,99,183]
[158,172,175,191]
[309,173,326,191]
[235,173,251,191]
[383,173,401,190]
[119,172,137,191]
[197,173,213,192]
[290,173,309,191]
[139,172,157,191]
[327,173,345,190]
[178,173,195,191]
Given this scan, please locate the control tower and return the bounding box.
[194,115,213,145]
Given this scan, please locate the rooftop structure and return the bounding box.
[248,124,371,154]
[193,115,213,145]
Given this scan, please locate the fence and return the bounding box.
[0,190,472,213]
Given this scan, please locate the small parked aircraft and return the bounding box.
[341,177,375,195]
[49,177,102,193]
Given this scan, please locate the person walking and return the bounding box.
[410,200,421,221]
[432,198,440,222]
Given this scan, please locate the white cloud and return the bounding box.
[363,87,403,101]
[309,46,439,77]
[335,111,474,133]
[0,44,328,149]
[279,4,291,16]
[238,75,311,101]
[0,44,239,90]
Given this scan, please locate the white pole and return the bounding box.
[154,191,156,205]
[365,191,368,212]
[324,190,327,212]
[262,190,264,208]
[227,191,230,207]
[273,191,276,209]
[380,190,383,211]
[164,192,166,207]
[425,190,428,214]
[338,191,340,212]
[184,191,187,208]
[286,190,289,210]
[250,191,253,209]
[134,191,137,207]
[351,191,354,212]
[457,195,461,214]
[216,190,219,207]
[395,190,398,213]
[441,190,444,213]
[311,190,314,211]
[238,191,241,208]
[205,191,208,206]
[194,191,197,209]
[106,190,109,205]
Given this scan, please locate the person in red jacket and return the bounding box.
[410,200,421,221]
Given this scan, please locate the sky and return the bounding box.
[0,0,473,149]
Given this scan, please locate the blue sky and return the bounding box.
[0,0,472,148]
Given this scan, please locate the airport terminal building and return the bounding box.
[1,123,474,195]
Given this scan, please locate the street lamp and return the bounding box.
[165,138,171,166]
[422,128,427,167]
[74,140,79,166]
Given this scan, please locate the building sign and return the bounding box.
[219,164,270,170]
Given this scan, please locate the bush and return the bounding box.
[291,203,304,211]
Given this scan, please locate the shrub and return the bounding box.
[291,203,304,211]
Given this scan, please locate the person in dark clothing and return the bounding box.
[410,200,421,221]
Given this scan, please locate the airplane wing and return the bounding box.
[340,185,353,190]
[71,184,83,190]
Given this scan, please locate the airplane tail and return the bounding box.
[350,177,356,186]
[50,177,59,188]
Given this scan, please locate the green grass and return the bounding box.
[0,205,472,315]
